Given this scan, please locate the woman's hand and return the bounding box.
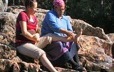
[67,29,83,42]
[33,33,40,42]
[60,29,75,38]
[74,29,83,43]
[66,31,76,41]
[27,30,40,42]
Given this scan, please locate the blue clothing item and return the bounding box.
[41,9,77,63]
[41,9,73,36]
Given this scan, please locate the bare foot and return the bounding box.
[74,29,83,43]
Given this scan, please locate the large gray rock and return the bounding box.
[78,35,113,71]
[108,33,114,58]
[72,19,112,43]
[0,0,4,12]
[0,6,114,72]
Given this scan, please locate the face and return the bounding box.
[56,5,65,17]
[29,2,37,15]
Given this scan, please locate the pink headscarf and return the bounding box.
[53,0,65,7]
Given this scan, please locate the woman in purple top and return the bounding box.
[41,0,86,71]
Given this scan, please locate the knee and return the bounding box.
[45,36,52,44]
[39,51,47,60]
[39,50,46,57]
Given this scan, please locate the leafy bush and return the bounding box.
[37,0,113,33]
[66,0,112,32]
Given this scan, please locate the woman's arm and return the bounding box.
[46,12,75,42]
[19,21,40,42]
[47,12,74,37]
[36,23,41,33]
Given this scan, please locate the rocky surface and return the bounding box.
[0,5,114,72]
[0,0,4,12]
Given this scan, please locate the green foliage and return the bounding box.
[66,0,111,20]
[37,0,113,33]
[66,0,113,33]
[37,0,53,10]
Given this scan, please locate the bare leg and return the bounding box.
[40,53,58,72]
[36,33,69,48]
[45,33,70,42]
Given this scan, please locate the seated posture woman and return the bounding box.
[15,0,58,72]
[41,0,86,72]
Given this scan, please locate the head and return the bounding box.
[25,0,37,15]
[53,0,65,17]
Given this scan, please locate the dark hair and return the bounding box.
[25,0,37,8]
